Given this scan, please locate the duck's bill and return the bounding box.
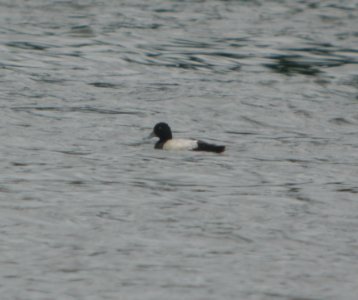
[147,131,155,139]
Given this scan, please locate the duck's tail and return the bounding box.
[195,141,225,153]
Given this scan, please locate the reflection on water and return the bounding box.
[1,0,358,299]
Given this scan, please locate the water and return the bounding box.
[1,0,358,299]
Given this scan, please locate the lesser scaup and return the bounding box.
[149,122,225,153]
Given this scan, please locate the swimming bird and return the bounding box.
[149,122,225,153]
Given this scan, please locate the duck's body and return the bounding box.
[150,122,225,153]
[156,138,198,150]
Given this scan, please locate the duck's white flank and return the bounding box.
[163,139,198,150]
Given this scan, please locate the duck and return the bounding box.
[149,122,225,153]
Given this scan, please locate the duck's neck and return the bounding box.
[156,134,172,149]
[161,132,172,142]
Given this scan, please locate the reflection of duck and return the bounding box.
[149,122,225,153]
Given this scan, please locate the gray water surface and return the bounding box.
[1,1,358,299]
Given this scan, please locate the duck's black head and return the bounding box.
[152,122,173,142]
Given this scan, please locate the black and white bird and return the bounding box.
[149,122,225,153]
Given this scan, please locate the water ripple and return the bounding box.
[6,41,55,51]
[12,106,144,116]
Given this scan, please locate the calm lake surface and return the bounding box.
[1,1,357,299]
